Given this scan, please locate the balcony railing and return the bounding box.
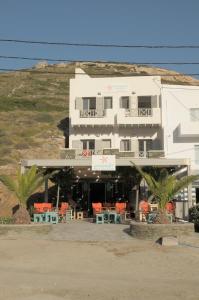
[80,109,105,118]
[60,148,164,159]
[125,108,152,117]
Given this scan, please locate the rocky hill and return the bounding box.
[0,61,199,176]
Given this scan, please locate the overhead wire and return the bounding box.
[0,38,199,48]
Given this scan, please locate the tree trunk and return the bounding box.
[154,210,171,224]
[13,206,31,224]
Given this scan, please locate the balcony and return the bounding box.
[117,108,161,126]
[177,122,199,138]
[80,109,105,118]
[71,109,115,126]
[60,148,164,159]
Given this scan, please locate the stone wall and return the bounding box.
[129,221,194,241]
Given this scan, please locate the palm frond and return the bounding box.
[0,175,17,194]
[172,175,199,197]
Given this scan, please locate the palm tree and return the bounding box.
[131,162,199,222]
[0,165,55,224]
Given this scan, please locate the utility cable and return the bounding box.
[1,38,199,49]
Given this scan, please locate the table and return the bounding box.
[102,210,120,224]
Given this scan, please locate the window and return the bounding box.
[82,140,95,150]
[190,108,199,122]
[139,140,152,152]
[120,140,131,151]
[195,145,199,165]
[138,96,151,108]
[120,96,130,109]
[83,98,96,110]
[104,97,113,109]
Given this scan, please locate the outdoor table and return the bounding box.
[44,211,58,224]
[103,210,119,224]
[33,212,58,224]
[33,213,46,223]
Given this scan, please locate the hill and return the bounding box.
[0,61,199,174]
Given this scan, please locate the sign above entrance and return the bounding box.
[92,155,116,171]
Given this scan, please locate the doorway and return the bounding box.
[89,183,106,203]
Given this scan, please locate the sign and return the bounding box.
[92,155,116,171]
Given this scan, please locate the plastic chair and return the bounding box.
[34,203,52,213]
[92,203,102,215]
[115,202,126,214]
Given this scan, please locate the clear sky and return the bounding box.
[0,0,199,77]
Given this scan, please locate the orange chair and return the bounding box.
[34,203,52,213]
[115,202,126,214]
[166,201,175,214]
[92,203,102,215]
[59,202,69,214]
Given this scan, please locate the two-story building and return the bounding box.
[22,68,199,217]
[69,68,163,159]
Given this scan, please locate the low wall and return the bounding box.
[129,221,195,241]
[0,224,53,237]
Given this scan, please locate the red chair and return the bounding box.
[59,202,69,215]
[34,203,52,213]
[115,202,126,214]
[42,203,52,212]
[92,203,102,215]
[34,203,43,213]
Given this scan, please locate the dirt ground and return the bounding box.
[0,226,199,300]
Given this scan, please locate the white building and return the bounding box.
[67,68,199,205]
[22,68,199,216]
[69,68,163,159]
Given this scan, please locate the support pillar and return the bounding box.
[187,164,192,220]
[44,177,49,203]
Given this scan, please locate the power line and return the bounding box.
[0,67,199,77]
[1,55,199,65]
[1,38,199,48]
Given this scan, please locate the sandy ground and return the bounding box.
[0,222,199,300]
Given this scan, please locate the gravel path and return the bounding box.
[49,220,132,241]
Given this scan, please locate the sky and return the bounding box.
[0,0,199,77]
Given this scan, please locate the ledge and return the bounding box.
[129,221,194,240]
[0,224,53,236]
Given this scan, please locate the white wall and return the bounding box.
[162,84,199,172]
[69,68,162,150]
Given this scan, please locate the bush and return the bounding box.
[189,205,199,223]
[189,205,199,231]
[0,217,14,224]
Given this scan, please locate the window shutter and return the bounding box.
[131,139,139,153]
[96,97,104,111]
[151,96,157,108]
[130,96,137,109]
[95,139,102,152]
[75,97,83,110]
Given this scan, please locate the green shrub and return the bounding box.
[189,205,199,223]
[0,216,14,224]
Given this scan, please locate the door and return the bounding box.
[139,140,152,157]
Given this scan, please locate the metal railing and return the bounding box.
[80,109,105,118]
[61,148,165,159]
[125,108,152,117]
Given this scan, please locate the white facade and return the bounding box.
[162,84,199,173]
[69,68,163,158]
